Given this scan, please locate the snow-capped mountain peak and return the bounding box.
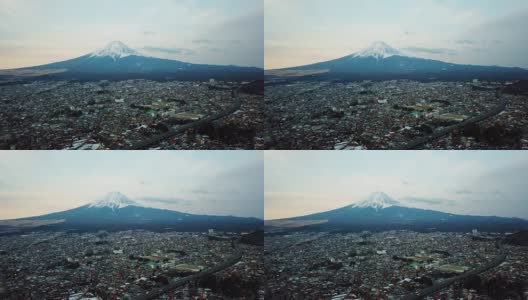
[90,41,142,60]
[351,192,400,210]
[353,41,403,60]
[88,192,138,209]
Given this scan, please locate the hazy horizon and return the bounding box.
[0,0,263,69]
[265,0,528,69]
[0,151,264,220]
[265,151,528,220]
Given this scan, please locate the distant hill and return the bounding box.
[266,41,528,82]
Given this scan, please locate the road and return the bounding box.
[402,242,506,300]
[127,87,241,150]
[396,93,507,150]
[133,238,242,300]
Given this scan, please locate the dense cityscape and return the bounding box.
[264,80,528,150]
[0,230,264,299]
[265,230,528,299]
[0,80,263,150]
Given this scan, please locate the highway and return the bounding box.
[127,87,241,150]
[133,238,242,300]
[402,242,506,300]
[396,92,507,150]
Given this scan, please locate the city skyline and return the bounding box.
[265,0,528,69]
[0,151,263,219]
[0,0,263,69]
[265,151,528,220]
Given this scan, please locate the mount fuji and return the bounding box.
[4,41,263,81]
[89,41,142,60]
[11,192,262,232]
[351,41,403,60]
[266,192,528,233]
[88,191,138,209]
[268,41,528,81]
[350,191,400,210]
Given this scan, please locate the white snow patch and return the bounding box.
[90,41,143,60]
[351,192,400,210]
[352,41,403,60]
[89,192,139,209]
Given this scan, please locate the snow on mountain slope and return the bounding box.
[88,192,139,209]
[352,41,403,60]
[351,192,401,210]
[90,41,143,60]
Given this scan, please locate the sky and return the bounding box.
[0,151,263,220]
[0,0,263,69]
[265,0,528,69]
[265,151,528,220]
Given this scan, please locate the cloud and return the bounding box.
[190,189,209,195]
[193,39,241,45]
[403,47,458,56]
[400,197,457,206]
[0,180,11,188]
[265,152,528,220]
[205,47,224,53]
[192,39,212,44]
[0,0,264,68]
[139,197,193,206]
[143,46,196,56]
[454,189,472,195]
[454,39,477,45]
[265,0,528,69]
[0,151,263,219]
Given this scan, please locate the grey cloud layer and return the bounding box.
[403,47,458,56]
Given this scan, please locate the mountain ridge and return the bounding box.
[1,41,263,81]
[266,192,528,233]
[4,192,262,232]
[267,41,528,81]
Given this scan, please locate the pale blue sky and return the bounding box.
[0,151,263,219]
[265,0,528,69]
[265,151,528,220]
[0,0,263,68]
